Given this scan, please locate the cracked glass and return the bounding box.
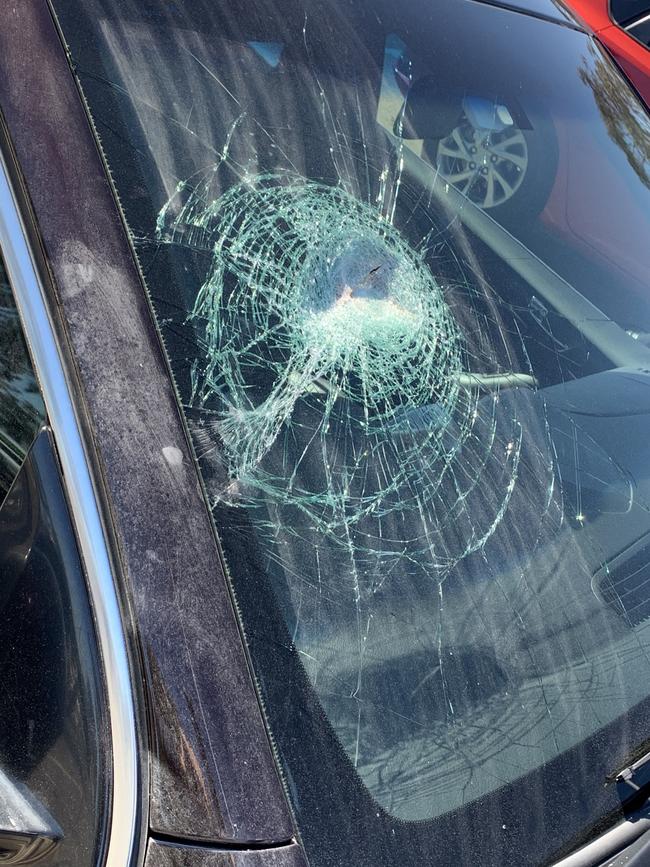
[52,0,650,863]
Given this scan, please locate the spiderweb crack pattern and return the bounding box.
[159,171,527,577]
[155,157,614,824]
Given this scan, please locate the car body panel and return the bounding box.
[562,0,613,29]
[0,0,295,849]
[597,22,650,102]
[560,0,650,102]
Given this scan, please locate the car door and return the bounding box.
[0,144,139,865]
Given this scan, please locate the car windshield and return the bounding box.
[51,0,650,862]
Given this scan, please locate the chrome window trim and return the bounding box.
[552,816,650,866]
[625,10,650,30]
[0,152,140,866]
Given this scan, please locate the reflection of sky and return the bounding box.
[247,41,284,68]
[377,34,405,131]
[377,34,422,155]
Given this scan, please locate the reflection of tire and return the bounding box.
[423,110,558,223]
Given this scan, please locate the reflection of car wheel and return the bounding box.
[425,111,558,222]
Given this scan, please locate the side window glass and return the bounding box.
[0,253,109,864]
[0,253,45,499]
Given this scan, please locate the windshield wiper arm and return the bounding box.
[612,752,650,810]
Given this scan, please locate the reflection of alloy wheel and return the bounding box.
[427,108,558,223]
[436,117,528,209]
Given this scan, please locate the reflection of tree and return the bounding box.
[579,44,650,188]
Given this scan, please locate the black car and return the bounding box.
[2,1,650,865]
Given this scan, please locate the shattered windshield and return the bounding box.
[52,0,650,863]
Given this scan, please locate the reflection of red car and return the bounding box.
[394,1,650,317]
[562,0,650,105]
[405,1,650,317]
[532,0,650,314]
